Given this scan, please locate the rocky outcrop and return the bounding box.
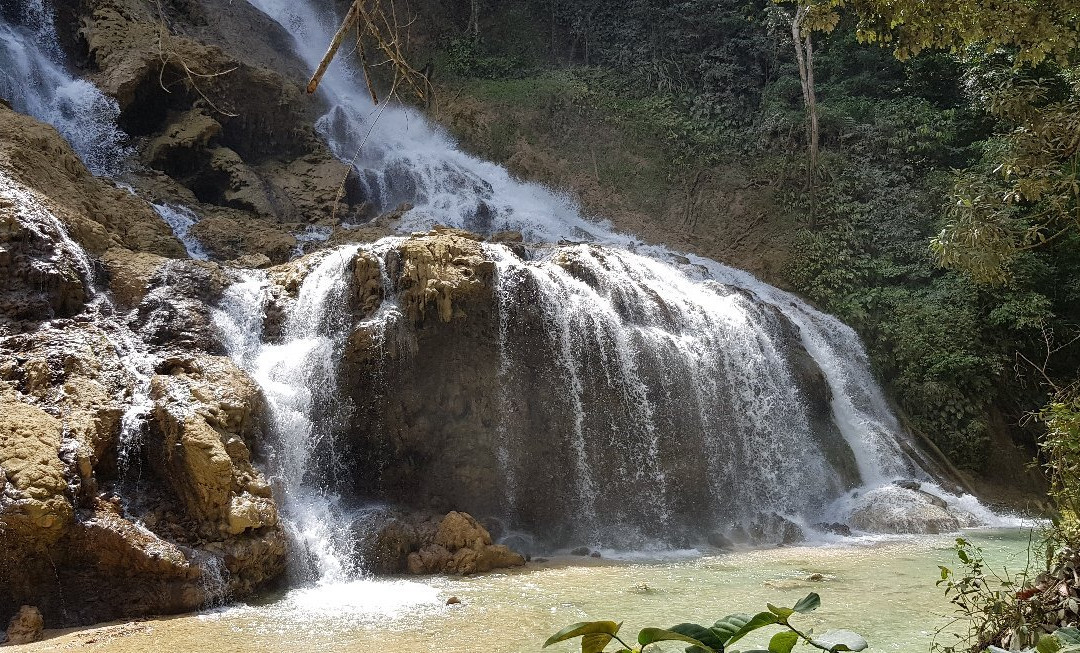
[0,104,184,260]
[268,228,855,549]
[0,106,285,628]
[394,227,494,323]
[362,510,525,575]
[70,0,369,241]
[148,355,278,538]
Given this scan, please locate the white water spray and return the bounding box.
[0,5,131,175]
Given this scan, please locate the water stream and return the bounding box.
[0,2,130,175]
[17,529,1039,653]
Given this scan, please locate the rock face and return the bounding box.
[261,228,857,549]
[0,103,285,628]
[361,510,525,575]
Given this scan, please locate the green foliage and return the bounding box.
[544,593,868,653]
[934,537,1038,653]
[1042,391,1080,524]
[444,36,530,79]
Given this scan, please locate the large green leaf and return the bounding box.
[769,631,800,653]
[582,633,614,653]
[638,628,711,651]
[810,630,868,652]
[1057,629,1080,646]
[767,604,795,621]
[793,593,821,614]
[714,614,754,642]
[1038,636,1063,653]
[726,612,780,647]
[545,622,622,648]
[668,623,725,650]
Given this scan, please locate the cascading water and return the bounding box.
[152,204,211,261]
[226,0,1002,567]
[0,2,131,176]
[213,241,404,582]
[0,1,163,493]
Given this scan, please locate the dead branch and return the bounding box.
[307,0,431,104]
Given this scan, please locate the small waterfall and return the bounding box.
[0,4,131,176]
[213,242,403,582]
[152,204,210,261]
[198,555,231,609]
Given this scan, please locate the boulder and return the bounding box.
[364,510,525,576]
[848,485,962,534]
[5,605,43,645]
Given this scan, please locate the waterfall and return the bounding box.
[152,204,211,261]
[213,242,404,582]
[220,0,998,564]
[0,3,131,176]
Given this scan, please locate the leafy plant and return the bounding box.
[543,592,867,653]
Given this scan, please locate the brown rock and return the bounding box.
[148,355,277,537]
[5,605,44,645]
[370,510,524,576]
[103,247,167,308]
[396,227,495,323]
[0,104,184,259]
[0,392,73,545]
[435,511,492,551]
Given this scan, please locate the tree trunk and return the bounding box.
[791,6,819,224]
[469,0,480,38]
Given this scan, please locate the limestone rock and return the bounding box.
[5,605,43,645]
[148,355,277,537]
[364,510,524,576]
[103,247,167,308]
[395,227,494,323]
[190,212,296,264]
[0,104,184,259]
[145,109,223,173]
[0,392,73,545]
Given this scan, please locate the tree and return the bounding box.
[786,0,1080,282]
[788,5,819,220]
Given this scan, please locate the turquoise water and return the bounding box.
[20,529,1038,653]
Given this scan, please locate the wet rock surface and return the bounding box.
[0,103,285,628]
[266,229,859,549]
[847,485,978,534]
